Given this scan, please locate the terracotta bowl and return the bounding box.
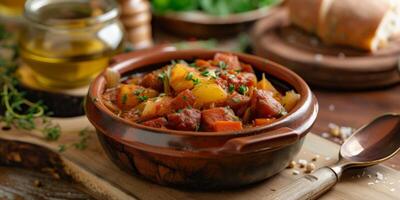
[85,49,318,189]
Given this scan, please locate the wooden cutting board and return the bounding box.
[250,8,400,90]
[1,116,399,200]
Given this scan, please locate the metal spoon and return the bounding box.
[266,113,400,200]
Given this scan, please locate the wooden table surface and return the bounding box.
[311,84,400,170]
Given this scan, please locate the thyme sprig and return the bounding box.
[0,25,61,140]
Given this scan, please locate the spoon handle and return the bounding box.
[265,167,338,200]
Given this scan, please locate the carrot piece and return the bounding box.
[214,121,243,132]
[254,118,275,126]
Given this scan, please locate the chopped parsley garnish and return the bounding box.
[138,95,148,102]
[122,94,128,104]
[185,72,194,80]
[228,84,235,93]
[158,72,166,80]
[189,63,198,68]
[192,78,200,85]
[177,109,183,113]
[200,70,209,77]
[218,61,227,69]
[182,95,188,101]
[134,89,144,95]
[238,85,248,95]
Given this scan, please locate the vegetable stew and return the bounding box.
[102,53,300,132]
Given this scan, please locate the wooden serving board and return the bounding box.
[250,8,400,90]
[1,116,399,200]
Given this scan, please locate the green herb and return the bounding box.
[177,109,183,113]
[171,60,177,65]
[210,70,218,79]
[152,0,280,16]
[238,85,248,95]
[158,72,166,80]
[189,63,198,68]
[192,78,201,85]
[0,25,61,141]
[200,70,209,77]
[138,95,148,102]
[185,72,194,80]
[58,127,91,152]
[218,61,227,70]
[134,89,144,96]
[58,144,67,152]
[74,128,90,150]
[182,95,188,101]
[121,94,128,104]
[228,84,235,93]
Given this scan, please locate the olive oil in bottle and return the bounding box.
[20,0,124,88]
[0,0,25,17]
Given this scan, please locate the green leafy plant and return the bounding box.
[152,0,280,15]
[58,127,91,152]
[0,25,61,140]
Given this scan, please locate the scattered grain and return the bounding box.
[311,155,320,162]
[321,132,330,138]
[292,170,300,175]
[376,172,384,181]
[305,163,316,173]
[325,156,331,161]
[298,159,308,168]
[33,180,42,187]
[287,160,296,168]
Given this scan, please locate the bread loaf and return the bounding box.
[288,0,400,51]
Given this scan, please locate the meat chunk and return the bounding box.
[141,72,163,92]
[226,92,250,117]
[201,107,238,131]
[167,108,201,131]
[213,53,241,71]
[170,89,196,111]
[251,89,285,118]
[142,117,168,128]
[220,72,257,90]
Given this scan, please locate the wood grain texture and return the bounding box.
[312,84,400,170]
[1,116,400,200]
[0,167,95,200]
[265,167,338,200]
[251,8,400,89]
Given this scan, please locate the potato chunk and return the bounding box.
[192,83,227,107]
[169,64,199,93]
[116,84,159,110]
[282,90,300,111]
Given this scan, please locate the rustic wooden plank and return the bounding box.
[312,84,400,170]
[0,167,95,200]
[1,116,399,200]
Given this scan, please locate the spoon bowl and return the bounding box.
[341,113,400,165]
[267,113,400,200]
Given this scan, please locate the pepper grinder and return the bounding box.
[119,0,153,49]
